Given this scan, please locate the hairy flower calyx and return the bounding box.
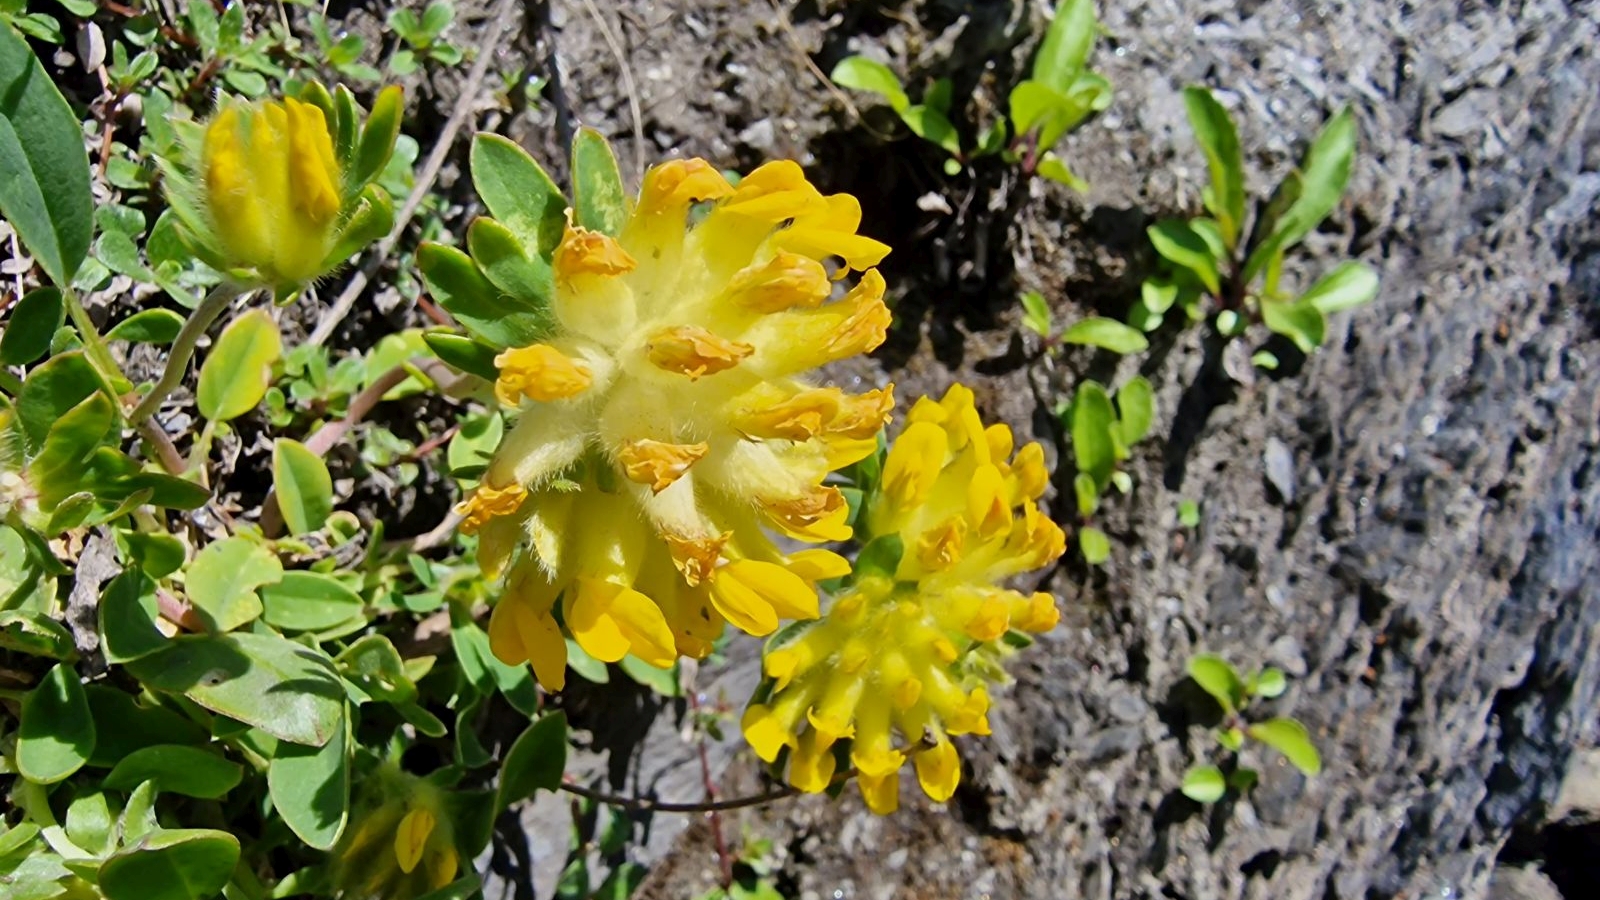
[464,152,894,688]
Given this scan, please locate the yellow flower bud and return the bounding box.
[202,97,342,286]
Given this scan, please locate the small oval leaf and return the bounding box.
[273,439,334,535]
[196,309,282,422]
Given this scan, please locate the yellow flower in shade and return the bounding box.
[332,768,459,900]
[741,385,1064,813]
[463,158,893,687]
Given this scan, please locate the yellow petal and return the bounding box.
[710,559,818,633]
[1010,441,1049,501]
[984,422,1015,462]
[858,771,900,814]
[785,549,851,582]
[718,160,825,221]
[425,845,459,890]
[733,387,841,441]
[827,385,896,439]
[914,517,967,573]
[645,325,754,379]
[914,737,961,802]
[741,703,795,762]
[455,481,527,535]
[760,485,853,543]
[495,344,593,404]
[616,439,709,493]
[880,420,947,513]
[283,97,341,226]
[638,157,733,215]
[962,594,1010,642]
[966,463,1012,540]
[487,567,567,689]
[1013,591,1061,633]
[394,808,435,874]
[553,220,636,283]
[725,251,832,312]
[662,531,730,587]
[945,688,991,737]
[566,579,676,666]
[789,729,838,793]
[778,194,892,271]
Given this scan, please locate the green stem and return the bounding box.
[63,288,126,388]
[129,281,246,425]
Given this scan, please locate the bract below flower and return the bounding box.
[462,158,894,686]
[742,385,1064,813]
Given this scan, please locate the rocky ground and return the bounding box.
[324,0,1600,897]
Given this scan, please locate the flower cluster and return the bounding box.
[460,159,894,688]
[332,768,459,899]
[741,385,1065,813]
[165,84,400,297]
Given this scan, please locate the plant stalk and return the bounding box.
[129,281,245,425]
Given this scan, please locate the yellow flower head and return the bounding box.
[741,385,1064,813]
[168,84,401,295]
[332,768,459,900]
[465,158,893,687]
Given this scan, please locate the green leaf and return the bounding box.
[1061,317,1148,354]
[1079,526,1110,565]
[268,707,350,850]
[350,85,403,192]
[1008,80,1067,141]
[1177,498,1200,528]
[1218,726,1245,751]
[1300,260,1378,315]
[498,711,568,810]
[98,829,240,900]
[183,537,281,633]
[1030,0,1096,92]
[336,633,416,705]
[273,439,334,535]
[829,56,908,112]
[0,287,63,365]
[901,105,960,156]
[1243,107,1357,280]
[258,571,365,632]
[65,790,116,858]
[619,656,679,697]
[564,639,609,684]
[29,391,116,511]
[321,183,393,271]
[0,23,93,287]
[1019,290,1052,337]
[106,308,185,345]
[468,215,556,310]
[1251,350,1279,370]
[196,309,282,422]
[1181,87,1245,248]
[1072,471,1099,517]
[852,533,904,582]
[0,610,74,660]
[1035,150,1088,191]
[16,349,98,448]
[1148,220,1222,295]
[1114,375,1155,445]
[1228,767,1259,792]
[469,133,567,254]
[418,241,551,349]
[414,876,485,900]
[1181,764,1226,803]
[1247,717,1322,776]
[84,685,207,767]
[99,570,168,663]
[422,328,501,381]
[104,745,243,799]
[1253,667,1287,699]
[1259,299,1326,353]
[571,127,628,236]
[1068,380,1115,489]
[126,631,344,747]
[1187,653,1245,714]
[17,662,95,783]
[117,530,186,579]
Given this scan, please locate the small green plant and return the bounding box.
[1133,87,1378,368]
[388,1,466,75]
[830,0,1109,184]
[1021,290,1150,355]
[1180,653,1322,803]
[1059,376,1154,564]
